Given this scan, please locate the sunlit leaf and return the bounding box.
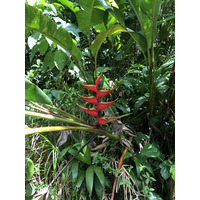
[127,0,162,49]
[25,78,53,105]
[25,3,81,62]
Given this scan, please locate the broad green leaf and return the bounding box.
[25,3,81,63]
[97,0,125,27]
[93,166,105,189]
[91,24,127,58]
[76,0,104,34]
[86,165,94,196]
[127,29,147,53]
[71,160,79,179]
[91,23,147,74]
[25,157,34,180]
[159,161,171,180]
[57,0,79,12]
[141,144,160,158]
[38,36,49,55]
[108,7,125,27]
[128,0,162,49]
[25,78,53,105]
[76,170,85,188]
[54,49,66,71]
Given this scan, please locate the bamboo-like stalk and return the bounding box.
[25,111,92,128]
[111,136,134,200]
[25,126,120,141]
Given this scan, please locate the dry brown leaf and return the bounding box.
[56,130,72,147]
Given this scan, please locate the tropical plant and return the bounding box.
[25,0,175,199]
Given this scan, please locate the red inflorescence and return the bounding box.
[77,74,118,126]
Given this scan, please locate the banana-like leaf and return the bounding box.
[128,0,162,49]
[25,126,120,141]
[76,0,104,34]
[25,78,53,105]
[25,3,81,63]
[91,24,147,65]
[91,24,127,59]
[97,0,125,27]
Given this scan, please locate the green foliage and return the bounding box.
[25,78,53,105]
[25,0,175,199]
[25,3,81,62]
[141,143,160,158]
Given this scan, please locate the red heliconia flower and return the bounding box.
[77,74,118,127]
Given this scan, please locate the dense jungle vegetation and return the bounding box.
[25,0,175,199]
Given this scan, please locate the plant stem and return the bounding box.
[25,111,92,128]
[88,0,96,82]
[111,136,134,200]
[25,126,121,141]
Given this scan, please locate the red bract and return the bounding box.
[97,116,120,125]
[79,96,98,105]
[77,105,98,117]
[78,74,117,127]
[97,100,117,111]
